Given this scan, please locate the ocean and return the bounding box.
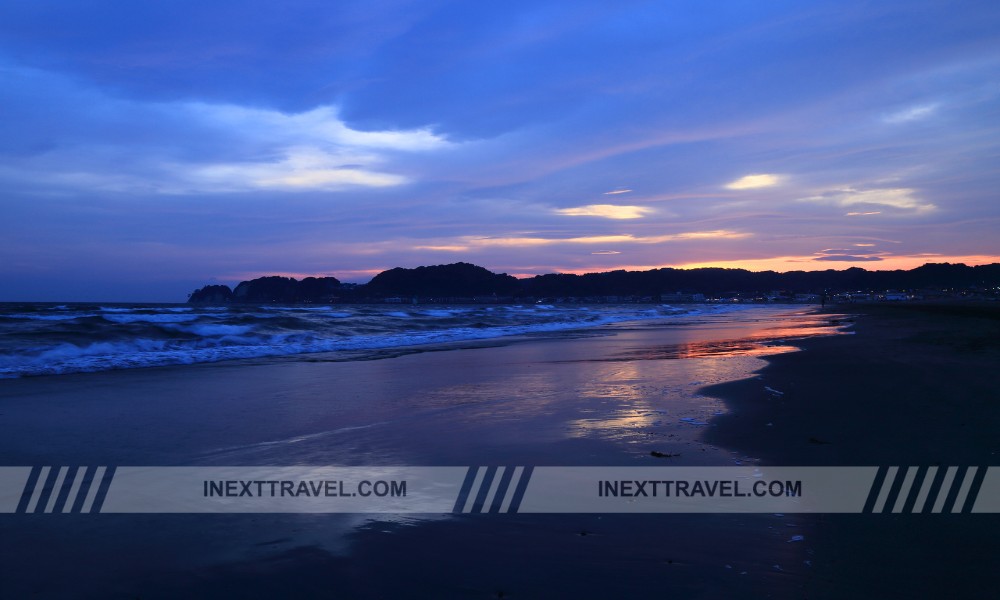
[0,303,868,598]
[0,302,769,378]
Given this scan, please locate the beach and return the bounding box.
[0,305,997,598]
[705,303,1000,598]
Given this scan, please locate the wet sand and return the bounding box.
[704,303,1000,598]
[0,305,996,597]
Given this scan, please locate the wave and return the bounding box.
[0,303,754,378]
[102,313,203,324]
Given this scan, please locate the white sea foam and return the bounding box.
[0,303,764,377]
[259,306,338,311]
[419,308,471,317]
[176,324,255,336]
[103,313,202,324]
[6,313,99,321]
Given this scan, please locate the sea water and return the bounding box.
[0,302,760,378]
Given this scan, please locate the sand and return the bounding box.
[0,305,997,598]
[703,303,1000,598]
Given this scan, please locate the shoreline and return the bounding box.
[702,302,1000,466]
[0,302,760,379]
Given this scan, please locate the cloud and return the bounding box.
[464,230,749,248]
[412,245,470,252]
[670,254,1000,273]
[811,245,887,262]
[0,68,454,194]
[724,174,784,190]
[883,103,940,124]
[188,104,449,152]
[840,189,930,211]
[554,204,653,219]
[804,187,935,214]
[603,189,632,195]
[813,255,883,262]
[411,230,749,252]
[591,250,621,255]
[172,104,454,192]
[188,146,409,192]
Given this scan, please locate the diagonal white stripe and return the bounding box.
[951,467,979,513]
[932,466,958,513]
[24,467,51,514]
[500,466,525,513]
[462,467,487,514]
[81,466,106,514]
[62,467,86,513]
[891,467,917,513]
[872,466,898,513]
[912,466,938,513]
[43,467,68,513]
[481,467,506,513]
[972,466,1000,513]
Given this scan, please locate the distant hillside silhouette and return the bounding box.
[188,262,1000,303]
[365,262,520,297]
[190,276,340,303]
[521,263,1000,297]
[187,284,233,304]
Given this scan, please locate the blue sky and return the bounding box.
[2,0,999,301]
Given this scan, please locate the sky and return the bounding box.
[2,0,999,301]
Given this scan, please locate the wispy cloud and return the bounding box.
[176,104,453,192]
[411,245,470,252]
[812,246,886,262]
[414,230,750,251]
[188,146,408,192]
[804,187,935,214]
[671,254,1000,273]
[603,189,632,195]
[814,254,883,262]
[554,204,653,219]
[724,174,784,190]
[0,83,455,194]
[840,189,934,213]
[188,104,450,152]
[883,103,940,124]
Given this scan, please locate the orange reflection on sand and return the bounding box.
[620,340,802,361]
[565,313,851,445]
[618,315,852,362]
[566,364,667,438]
[567,409,656,437]
[563,358,737,445]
